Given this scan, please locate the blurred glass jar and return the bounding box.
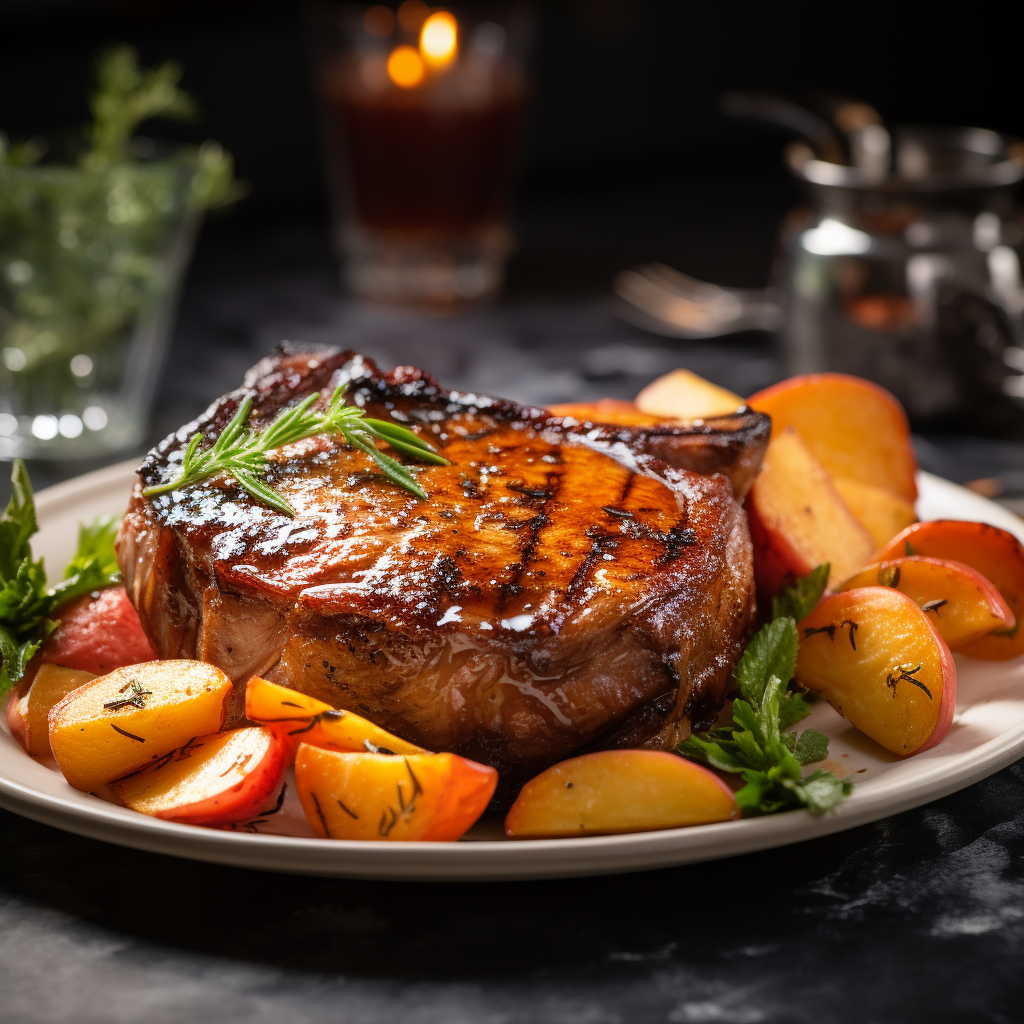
[311,2,530,311]
[0,140,231,460]
[779,126,1024,429]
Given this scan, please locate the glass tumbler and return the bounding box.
[313,3,530,311]
[0,150,200,460]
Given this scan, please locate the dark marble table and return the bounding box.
[3,177,1024,1022]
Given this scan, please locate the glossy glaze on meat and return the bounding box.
[118,348,765,796]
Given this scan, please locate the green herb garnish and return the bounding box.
[102,677,152,711]
[771,562,830,622]
[679,565,853,816]
[142,384,449,514]
[0,47,243,424]
[0,459,121,696]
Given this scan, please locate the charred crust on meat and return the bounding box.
[120,347,763,799]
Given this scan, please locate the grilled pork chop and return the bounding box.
[118,348,768,794]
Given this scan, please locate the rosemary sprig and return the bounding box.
[142,385,448,515]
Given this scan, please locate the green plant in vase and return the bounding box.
[0,46,244,457]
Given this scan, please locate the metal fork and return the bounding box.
[613,263,784,339]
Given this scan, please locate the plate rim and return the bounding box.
[2,462,1022,880]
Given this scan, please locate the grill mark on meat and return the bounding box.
[602,501,697,567]
[500,461,565,608]
[121,347,763,799]
[566,525,619,599]
[617,472,635,508]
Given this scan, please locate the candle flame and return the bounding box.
[387,45,425,89]
[420,11,458,69]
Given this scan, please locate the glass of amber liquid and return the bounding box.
[317,3,528,311]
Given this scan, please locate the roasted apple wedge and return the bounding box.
[839,557,1014,651]
[746,426,875,594]
[504,750,738,838]
[295,746,497,841]
[28,587,156,680]
[873,520,1024,660]
[795,588,956,757]
[114,727,288,826]
[748,373,918,502]
[635,369,744,420]
[49,661,232,792]
[245,677,425,757]
[7,664,96,758]
[832,477,918,549]
[546,399,660,427]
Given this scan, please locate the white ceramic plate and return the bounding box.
[1,462,1023,880]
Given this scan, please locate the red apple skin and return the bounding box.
[7,693,27,751]
[839,556,1015,650]
[874,520,1024,660]
[747,372,918,502]
[21,587,156,690]
[504,749,738,838]
[916,616,957,755]
[114,727,288,827]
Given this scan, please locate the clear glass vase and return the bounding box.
[0,152,201,459]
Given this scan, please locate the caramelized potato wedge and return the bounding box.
[245,677,425,757]
[748,373,918,502]
[873,520,1024,660]
[295,746,497,841]
[546,399,660,427]
[746,427,875,594]
[635,369,744,420]
[49,661,232,792]
[114,727,287,826]
[7,664,96,758]
[504,750,738,838]
[833,476,918,549]
[840,557,1014,650]
[795,588,956,757]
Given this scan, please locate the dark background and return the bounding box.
[3,0,1023,294]
[3,4,1024,1022]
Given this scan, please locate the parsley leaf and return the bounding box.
[735,617,798,704]
[771,562,830,622]
[678,564,853,817]
[0,460,121,696]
